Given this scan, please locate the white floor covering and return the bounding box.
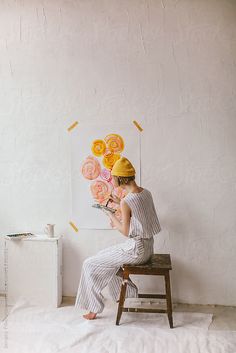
[1,298,236,353]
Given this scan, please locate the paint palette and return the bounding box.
[92,204,116,213]
[5,232,34,240]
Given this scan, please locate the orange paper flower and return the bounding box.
[102,152,120,170]
[91,139,106,157]
[104,133,124,153]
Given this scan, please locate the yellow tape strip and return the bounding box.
[69,221,79,232]
[133,120,143,132]
[67,121,78,132]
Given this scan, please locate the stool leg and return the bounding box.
[116,273,128,325]
[165,271,173,328]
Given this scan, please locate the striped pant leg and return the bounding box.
[75,244,131,313]
[75,256,118,313]
[74,240,151,314]
[107,238,154,301]
[107,272,138,301]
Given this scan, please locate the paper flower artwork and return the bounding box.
[81,133,127,225]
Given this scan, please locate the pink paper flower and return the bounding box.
[90,180,111,203]
[100,168,112,182]
[81,156,101,180]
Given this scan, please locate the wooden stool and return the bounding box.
[116,254,173,328]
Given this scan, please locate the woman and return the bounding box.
[75,156,161,320]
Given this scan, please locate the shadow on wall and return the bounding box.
[150,194,219,304]
[171,259,205,304]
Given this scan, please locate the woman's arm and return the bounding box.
[105,199,131,236]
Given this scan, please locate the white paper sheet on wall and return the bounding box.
[70,122,141,229]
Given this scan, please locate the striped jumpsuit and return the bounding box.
[75,188,161,313]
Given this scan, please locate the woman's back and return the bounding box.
[123,188,161,238]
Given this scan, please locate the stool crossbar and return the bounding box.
[116,254,173,328]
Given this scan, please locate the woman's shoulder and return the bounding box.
[124,187,151,199]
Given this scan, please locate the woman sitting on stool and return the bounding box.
[75,156,161,320]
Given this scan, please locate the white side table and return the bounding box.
[4,234,62,307]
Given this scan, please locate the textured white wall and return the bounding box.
[0,0,236,305]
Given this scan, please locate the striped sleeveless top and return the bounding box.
[123,188,161,239]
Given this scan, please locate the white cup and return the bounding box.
[44,224,55,237]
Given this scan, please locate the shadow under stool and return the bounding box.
[116,253,173,328]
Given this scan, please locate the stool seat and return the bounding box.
[116,254,173,328]
[123,254,172,273]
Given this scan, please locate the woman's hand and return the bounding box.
[102,209,114,218]
[102,200,131,237]
[109,194,121,205]
[109,218,116,229]
[102,209,117,228]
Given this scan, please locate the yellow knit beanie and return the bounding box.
[111,157,135,177]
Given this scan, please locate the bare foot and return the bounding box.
[83,312,97,320]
